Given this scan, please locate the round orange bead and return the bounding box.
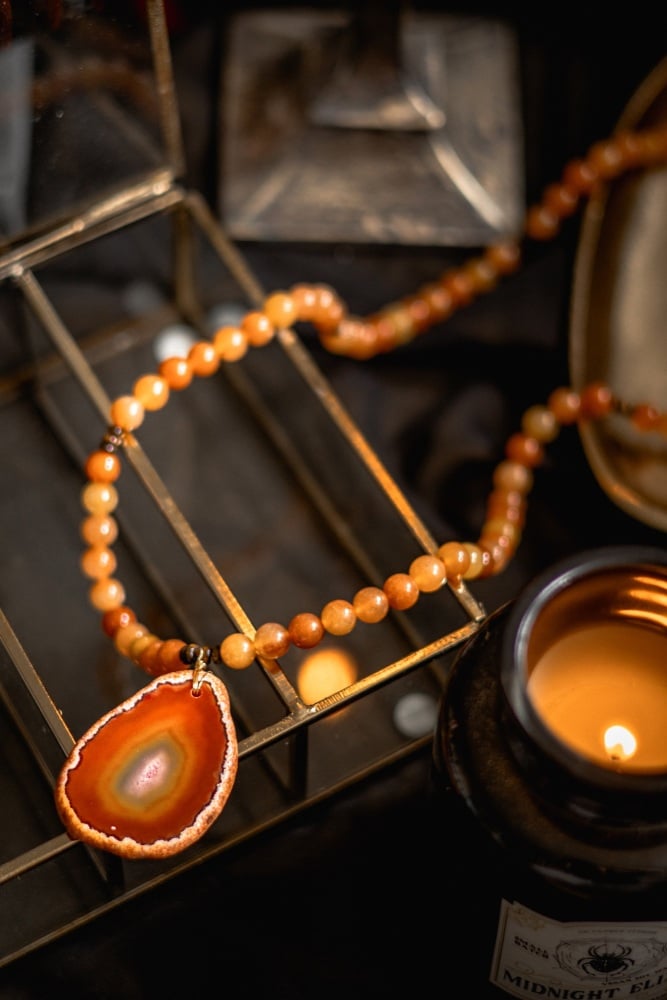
[263,292,297,328]
[438,542,471,580]
[353,586,389,624]
[101,605,136,637]
[383,573,419,611]
[219,633,256,669]
[188,341,220,377]
[133,374,170,411]
[85,450,121,483]
[254,622,290,660]
[81,514,118,547]
[320,599,356,636]
[505,433,544,468]
[159,356,193,390]
[80,545,117,579]
[242,311,274,347]
[89,577,126,612]
[547,387,581,424]
[409,554,447,592]
[580,382,614,419]
[212,325,248,362]
[110,395,144,432]
[288,612,325,649]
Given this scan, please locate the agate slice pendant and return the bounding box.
[55,670,238,860]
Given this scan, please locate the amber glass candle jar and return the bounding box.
[433,546,667,1000]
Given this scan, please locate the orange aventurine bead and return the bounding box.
[383,573,419,611]
[580,382,614,419]
[85,450,121,483]
[219,633,256,669]
[320,599,356,636]
[102,605,137,637]
[110,395,144,432]
[188,341,220,377]
[133,374,170,411]
[288,612,325,649]
[159,356,193,390]
[253,622,291,660]
[353,586,389,623]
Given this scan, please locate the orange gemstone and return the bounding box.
[188,341,220,377]
[110,395,144,432]
[383,573,419,611]
[320,599,356,636]
[102,605,137,638]
[288,612,324,649]
[55,671,238,860]
[580,382,614,419]
[133,374,170,411]
[353,586,389,624]
[219,633,256,670]
[242,311,274,347]
[212,326,248,362]
[85,450,121,483]
[253,622,290,660]
[81,514,118,547]
[505,433,544,468]
[159,356,193,391]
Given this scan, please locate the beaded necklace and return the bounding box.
[55,120,667,861]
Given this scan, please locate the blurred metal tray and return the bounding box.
[569,56,667,532]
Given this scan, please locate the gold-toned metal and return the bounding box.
[569,57,667,532]
[0,0,483,969]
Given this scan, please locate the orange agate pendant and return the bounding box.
[55,670,238,860]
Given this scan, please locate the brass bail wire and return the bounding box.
[192,650,209,695]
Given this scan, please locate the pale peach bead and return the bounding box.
[82,482,119,515]
[383,573,419,611]
[220,632,256,669]
[81,514,118,546]
[353,586,389,623]
[462,543,485,580]
[133,373,170,411]
[320,599,356,635]
[110,395,145,432]
[521,405,559,443]
[188,341,219,377]
[114,621,149,655]
[212,325,248,362]
[438,541,471,580]
[89,577,126,611]
[242,311,274,347]
[263,292,297,328]
[409,554,447,592]
[492,460,533,496]
[254,622,290,660]
[80,545,117,579]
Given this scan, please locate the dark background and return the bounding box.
[1,3,666,997]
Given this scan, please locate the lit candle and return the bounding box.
[527,620,667,772]
[502,546,667,780]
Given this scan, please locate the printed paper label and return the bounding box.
[491,899,667,999]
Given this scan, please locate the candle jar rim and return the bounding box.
[501,544,667,795]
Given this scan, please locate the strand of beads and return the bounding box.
[297,123,667,360]
[78,284,664,679]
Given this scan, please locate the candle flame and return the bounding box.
[603,724,637,763]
